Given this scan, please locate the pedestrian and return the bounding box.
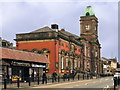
[42,71,47,84]
[52,71,57,82]
[71,71,75,79]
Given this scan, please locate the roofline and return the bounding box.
[2,58,48,64]
[1,47,47,58]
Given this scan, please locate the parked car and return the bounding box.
[114,72,120,78]
[12,76,22,82]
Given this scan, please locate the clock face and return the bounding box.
[85,24,90,30]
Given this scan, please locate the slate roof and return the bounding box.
[30,26,56,33]
[0,47,49,64]
[30,26,79,39]
[59,30,80,39]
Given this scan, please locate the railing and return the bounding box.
[2,74,94,89]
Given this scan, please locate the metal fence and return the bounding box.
[2,74,94,89]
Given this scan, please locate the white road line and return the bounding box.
[75,85,80,86]
[85,83,88,85]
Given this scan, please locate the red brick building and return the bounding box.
[15,6,102,75]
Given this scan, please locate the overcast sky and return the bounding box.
[0,0,119,62]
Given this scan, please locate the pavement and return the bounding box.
[31,76,115,89]
[3,76,120,90]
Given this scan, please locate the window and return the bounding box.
[88,48,90,57]
[95,50,97,57]
[86,12,90,16]
[61,43,64,46]
[66,45,69,48]
[2,42,6,47]
[84,45,86,56]
[61,56,64,69]
[74,60,77,68]
[66,57,69,67]
[70,44,74,51]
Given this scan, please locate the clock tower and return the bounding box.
[80,6,102,74]
[80,6,98,41]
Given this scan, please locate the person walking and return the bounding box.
[52,71,57,82]
[42,71,47,84]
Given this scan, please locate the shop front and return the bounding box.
[1,47,49,82]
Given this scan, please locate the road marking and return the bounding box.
[75,85,80,86]
[105,79,108,80]
[103,85,110,90]
[85,83,88,85]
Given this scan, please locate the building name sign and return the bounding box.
[12,61,30,66]
[32,64,46,68]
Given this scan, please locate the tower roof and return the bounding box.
[83,6,95,16]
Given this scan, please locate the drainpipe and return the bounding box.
[54,39,57,72]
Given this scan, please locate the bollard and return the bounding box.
[63,76,65,82]
[118,77,120,85]
[68,76,70,81]
[58,76,60,82]
[52,77,54,83]
[114,78,117,90]
[83,74,84,80]
[87,74,89,79]
[38,76,40,85]
[29,77,31,86]
[73,76,74,80]
[17,77,20,88]
[78,75,80,80]
[4,78,7,89]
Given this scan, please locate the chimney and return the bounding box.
[51,24,58,29]
[60,29,65,32]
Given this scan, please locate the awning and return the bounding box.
[0,47,50,64]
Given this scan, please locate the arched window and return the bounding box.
[31,49,39,53]
[86,12,90,16]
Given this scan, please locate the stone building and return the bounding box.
[14,6,102,75]
[0,37,13,48]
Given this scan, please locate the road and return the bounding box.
[32,76,114,89]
